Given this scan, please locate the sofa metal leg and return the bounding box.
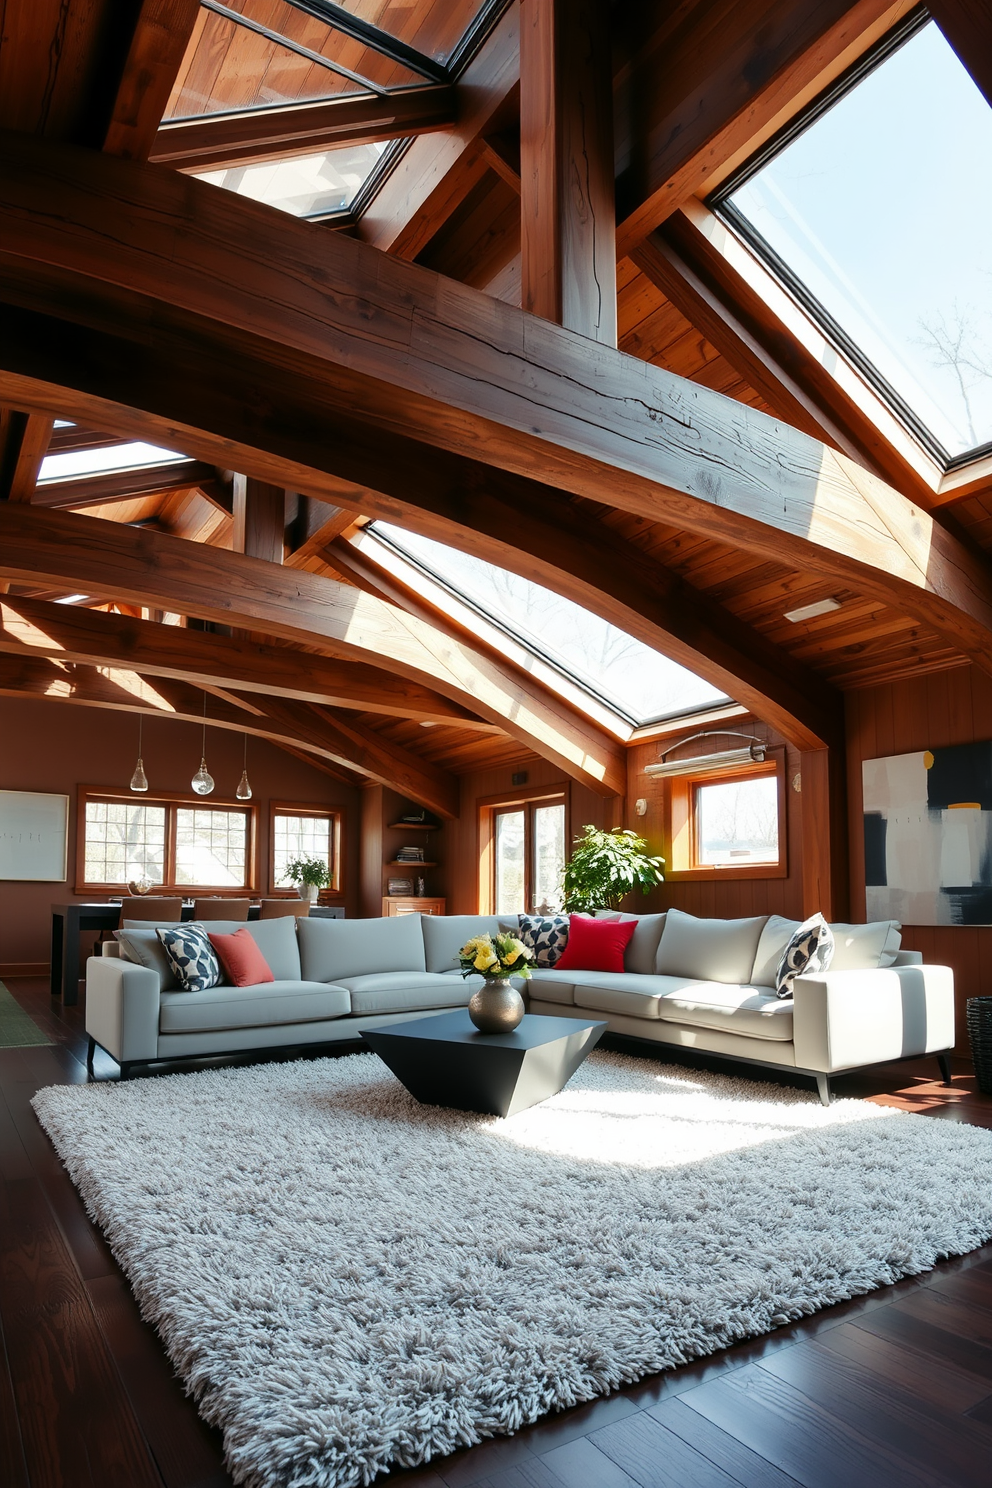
[86,1036,96,1078]
[816,1073,832,1107]
[937,1053,953,1087]
[118,1061,133,1081]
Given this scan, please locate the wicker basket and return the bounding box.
[966,997,992,1094]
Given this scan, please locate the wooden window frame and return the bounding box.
[477,782,570,915]
[665,750,787,882]
[268,801,343,897]
[76,786,259,895]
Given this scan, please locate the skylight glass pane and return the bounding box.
[374,524,728,726]
[332,0,492,64]
[723,21,992,460]
[39,443,190,483]
[194,141,388,216]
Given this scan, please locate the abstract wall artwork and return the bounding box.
[0,790,69,881]
[863,744,992,926]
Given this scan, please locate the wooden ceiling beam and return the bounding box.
[0,504,624,796]
[30,459,223,511]
[0,593,490,727]
[102,0,203,161]
[356,3,519,258]
[1,137,990,700]
[520,0,615,343]
[656,203,942,507]
[233,475,285,563]
[149,85,458,173]
[927,0,992,109]
[285,498,358,564]
[615,0,915,256]
[0,410,53,501]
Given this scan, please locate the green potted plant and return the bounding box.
[561,825,665,912]
[282,855,330,903]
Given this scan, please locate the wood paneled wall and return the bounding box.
[625,716,806,921]
[847,665,992,1054]
[0,695,359,972]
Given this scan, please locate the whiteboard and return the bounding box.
[0,791,69,881]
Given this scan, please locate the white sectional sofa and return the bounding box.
[85,907,955,1104]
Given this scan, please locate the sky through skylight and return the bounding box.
[194,141,389,217]
[373,524,728,726]
[723,21,992,460]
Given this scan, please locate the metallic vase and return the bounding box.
[468,978,525,1034]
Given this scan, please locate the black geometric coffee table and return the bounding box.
[361,1010,607,1118]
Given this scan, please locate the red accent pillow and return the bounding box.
[208,928,274,987]
[554,914,636,974]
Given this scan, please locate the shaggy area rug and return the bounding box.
[33,1051,992,1488]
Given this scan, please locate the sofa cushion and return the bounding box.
[298,915,426,983]
[118,917,302,986]
[612,912,668,975]
[527,969,578,1005]
[555,915,636,972]
[829,920,902,971]
[571,974,794,1040]
[656,908,768,984]
[158,980,350,1034]
[156,925,221,992]
[422,914,504,973]
[751,915,901,985]
[208,927,274,988]
[334,972,474,1016]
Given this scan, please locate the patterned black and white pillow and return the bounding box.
[156,923,221,992]
[512,913,571,968]
[775,913,835,1000]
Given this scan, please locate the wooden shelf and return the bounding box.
[386,860,437,869]
[387,822,437,830]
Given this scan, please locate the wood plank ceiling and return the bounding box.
[0,0,991,795]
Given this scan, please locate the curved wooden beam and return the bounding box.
[0,595,495,728]
[0,505,626,797]
[1,134,991,690]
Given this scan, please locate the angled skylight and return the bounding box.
[717,19,992,463]
[193,140,388,217]
[372,524,728,727]
[39,443,191,483]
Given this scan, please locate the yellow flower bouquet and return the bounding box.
[458,931,533,981]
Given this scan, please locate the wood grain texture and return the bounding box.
[2,134,989,689]
[0,506,625,795]
[0,593,492,726]
[519,0,616,343]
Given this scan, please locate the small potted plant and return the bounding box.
[282,855,330,903]
[458,931,533,1033]
[561,825,665,912]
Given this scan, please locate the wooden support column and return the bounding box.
[0,411,52,502]
[233,475,285,563]
[800,747,848,922]
[520,0,616,344]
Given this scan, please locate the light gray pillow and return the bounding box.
[828,920,902,971]
[749,915,800,989]
[424,914,503,972]
[655,907,768,985]
[115,927,180,990]
[613,911,668,975]
[298,914,426,983]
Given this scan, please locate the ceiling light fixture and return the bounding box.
[129,715,149,793]
[783,597,842,623]
[236,733,252,800]
[191,693,215,796]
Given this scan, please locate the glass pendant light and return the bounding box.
[235,732,252,800]
[129,715,149,792]
[191,693,215,796]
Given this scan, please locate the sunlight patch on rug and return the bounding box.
[32,1050,992,1488]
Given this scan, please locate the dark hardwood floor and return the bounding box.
[3,973,992,1488]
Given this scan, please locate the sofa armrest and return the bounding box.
[85,956,160,1064]
[792,964,954,1074]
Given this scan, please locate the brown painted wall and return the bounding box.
[0,696,360,970]
[625,716,806,920]
[847,664,992,1053]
